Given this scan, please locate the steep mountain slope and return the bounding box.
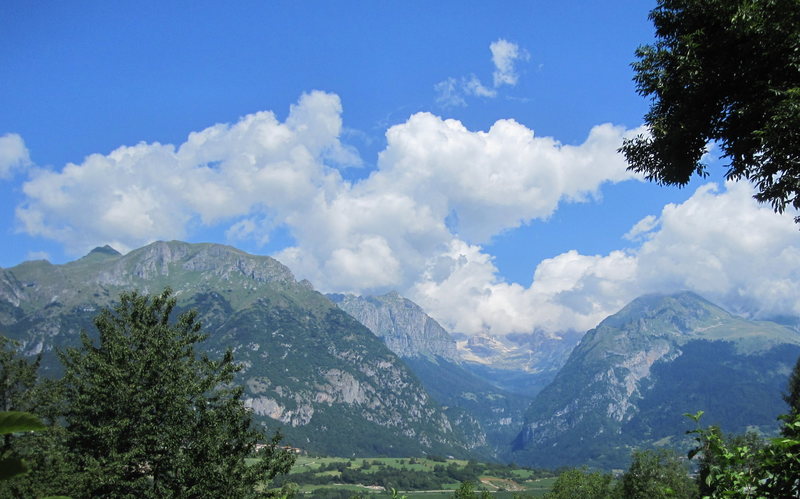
[0,241,473,458]
[511,292,800,469]
[329,292,459,362]
[331,292,532,459]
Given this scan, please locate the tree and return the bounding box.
[620,0,800,221]
[0,335,40,414]
[686,411,800,497]
[544,468,615,499]
[0,336,74,498]
[618,449,697,499]
[453,480,490,499]
[57,288,294,498]
[785,355,800,420]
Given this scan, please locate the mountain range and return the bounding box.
[510,292,800,468]
[2,241,799,469]
[0,241,471,457]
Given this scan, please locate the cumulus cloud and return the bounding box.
[411,180,800,335]
[435,39,528,107]
[409,242,639,335]
[14,90,800,336]
[0,133,31,179]
[633,181,800,318]
[17,91,351,254]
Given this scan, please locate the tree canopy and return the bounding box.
[621,0,800,221]
[0,289,295,498]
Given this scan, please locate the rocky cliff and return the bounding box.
[330,292,459,362]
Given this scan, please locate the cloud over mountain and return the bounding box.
[12,92,800,335]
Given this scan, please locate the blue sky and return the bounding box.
[3,1,799,335]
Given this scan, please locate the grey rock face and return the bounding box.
[330,291,459,361]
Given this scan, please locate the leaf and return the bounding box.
[0,411,46,434]
[684,410,704,422]
[0,456,29,480]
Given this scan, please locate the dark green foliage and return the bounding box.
[618,449,696,499]
[0,411,47,481]
[784,355,800,419]
[453,480,490,499]
[544,468,615,499]
[57,288,294,498]
[0,336,40,414]
[621,0,800,221]
[0,336,75,498]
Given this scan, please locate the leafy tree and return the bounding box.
[785,355,800,420]
[0,335,40,415]
[0,411,46,481]
[57,288,294,498]
[686,411,800,497]
[618,449,697,498]
[453,480,490,499]
[621,0,800,221]
[0,336,74,498]
[544,468,615,499]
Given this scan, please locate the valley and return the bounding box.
[2,241,799,474]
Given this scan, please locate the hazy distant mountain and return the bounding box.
[454,330,582,398]
[0,241,474,458]
[511,292,800,469]
[330,292,531,460]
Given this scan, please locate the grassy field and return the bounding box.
[272,456,555,497]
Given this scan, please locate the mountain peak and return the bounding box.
[86,244,121,257]
[599,290,731,334]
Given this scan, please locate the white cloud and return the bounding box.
[411,180,800,335]
[633,181,800,318]
[15,91,637,298]
[435,39,529,107]
[17,91,351,254]
[490,39,529,87]
[14,90,800,336]
[0,133,31,179]
[409,242,639,335]
[623,214,658,241]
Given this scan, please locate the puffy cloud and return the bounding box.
[17,91,350,254]
[0,133,30,179]
[490,39,528,87]
[409,242,639,335]
[411,181,800,335]
[14,91,638,303]
[273,113,638,295]
[633,181,800,318]
[15,89,798,337]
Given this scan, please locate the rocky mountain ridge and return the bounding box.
[511,291,800,469]
[0,241,473,458]
[329,292,459,362]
